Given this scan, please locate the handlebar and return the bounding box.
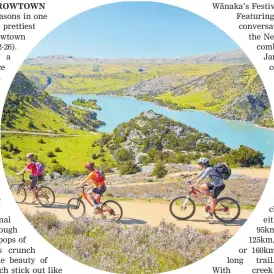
[16,174,25,179]
[76,185,88,190]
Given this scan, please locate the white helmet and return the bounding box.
[26,153,35,160]
[197,157,209,166]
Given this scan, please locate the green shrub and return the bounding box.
[118,161,140,175]
[47,151,55,158]
[51,159,58,163]
[228,145,265,167]
[54,147,62,153]
[38,138,46,144]
[138,155,151,165]
[117,148,134,162]
[152,161,168,178]
[51,164,66,174]
[28,120,35,129]
[2,152,12,159]
[176,152,191,164]
[92,153,100,160]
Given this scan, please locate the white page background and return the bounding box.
[0,0,273,273]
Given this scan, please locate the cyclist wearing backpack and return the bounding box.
[188,158,226,221]
[77,162,106,212]
[16,153,44,203]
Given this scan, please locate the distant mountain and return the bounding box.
[1,72,104,132]
[24,50,249,65]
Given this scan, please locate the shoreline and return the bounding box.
[52,92,274,131]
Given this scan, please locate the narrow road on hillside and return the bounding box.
[0,130,97,137]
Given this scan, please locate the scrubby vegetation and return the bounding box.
[210,145,265,168]
[95,111,265,174]
[72,97,101,110]
[152,161,168,178]
[25,212,230,273]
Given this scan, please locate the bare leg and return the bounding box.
[209,198,217,214]
[200,184,210,195]
[87,189,96,204]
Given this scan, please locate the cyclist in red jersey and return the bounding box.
[17,153,40,203]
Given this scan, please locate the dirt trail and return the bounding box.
[1,130,82,137]
[167,168,270,180]
[232,168,270,179]
[19,196,252,234]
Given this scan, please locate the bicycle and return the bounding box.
[67,186,123,221]
[169,182,241,223]
[10,174,55,207]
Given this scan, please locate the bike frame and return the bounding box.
[79,187,112,214]
[186,186,228,213]
[20,175,39,192]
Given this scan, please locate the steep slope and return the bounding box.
[256,108,274,128]
[1,72,104,133]
[152,65,273,126]
[219,89,271,122]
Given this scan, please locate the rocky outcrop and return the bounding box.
[124,75,180,96]
[101,110,231,163]
[219,89,272,122]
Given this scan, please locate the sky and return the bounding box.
[29,2,239,58]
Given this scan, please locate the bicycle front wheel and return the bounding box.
[10,184,27,203]
[67,198,86,219]
[169,196,196,220]
[214,197,241,223]
[101,200,123,221]
[37,186,55,207]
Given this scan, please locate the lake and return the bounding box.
[54,94,274,166]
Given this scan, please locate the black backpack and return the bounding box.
[213,163,231,180]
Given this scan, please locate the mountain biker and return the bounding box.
[187,157,225,221]
[16,153,44,203]
[77,162,106,212]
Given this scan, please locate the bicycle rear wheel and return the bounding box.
[10,184,27,203]
[67,198,86,219]
[169,196,196,220]
[101,200,123,221]
[37,186,55,207]
[214,197,241,223]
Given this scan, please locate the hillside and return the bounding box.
[96,110,265,169]
[1,72,104,133]
[148,65,272,126]
[18,50,273,127]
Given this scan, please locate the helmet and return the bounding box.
[197,158,209,166]
[26,153,35,160]
[84,162,95,170]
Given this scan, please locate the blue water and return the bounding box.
[54,94,274,166]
